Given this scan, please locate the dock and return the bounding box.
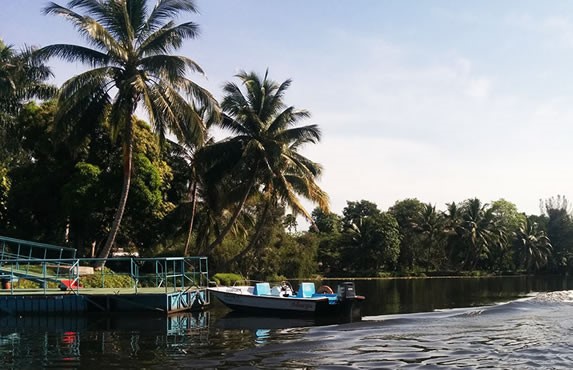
[0,236,210,315]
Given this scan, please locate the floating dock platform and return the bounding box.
[0,287,208,315]
[0,236,210,315]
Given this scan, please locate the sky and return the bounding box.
[3,0,573,217]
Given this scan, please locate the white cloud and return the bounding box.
[290,32,573,216]
[465,77,492,99]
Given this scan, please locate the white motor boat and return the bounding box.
[208,281,364,318]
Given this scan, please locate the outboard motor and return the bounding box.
[336,282,364,322]
[337,282,357,300]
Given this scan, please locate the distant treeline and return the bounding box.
[311,197,567,277]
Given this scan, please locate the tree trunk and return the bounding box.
[183,181,198,256]
[206,177,255,252]
[94,118,133,269]
[229,199,271,266]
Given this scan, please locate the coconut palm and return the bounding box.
[0,41,55,118]
[412,203,446,270]
[37,0,217,266]
[201,70,329,253]
[455,198,504,269]
[1,41,56,168]
[513,217,552,272]
[170,103,219,256]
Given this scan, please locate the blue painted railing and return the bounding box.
[0,256,209,298]
[0,236,209,302]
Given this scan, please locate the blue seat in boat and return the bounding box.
[254,282,271,296]
[296,282,316,298]
[312,293,338,304]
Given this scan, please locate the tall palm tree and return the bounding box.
[412,203,445,270]
[176,103,218,256]
[201,70,329,253]
[513,217,552,272]
[456,198,504,269]
[443,201,463,268]
[37,0,217,266]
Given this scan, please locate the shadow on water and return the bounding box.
[214,310,358,331]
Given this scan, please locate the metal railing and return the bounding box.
[0,236,77,260]
[0,256,209,296]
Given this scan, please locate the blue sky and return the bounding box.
[3,1,573,216]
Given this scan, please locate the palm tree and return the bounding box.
[201,70,329,253]
[412,203,445,270]
[38,0,217,266]
[0,41,55,116]
[443,201,463,268]
[513,217,552,272]
[1,40,56,166]
[456,198,504,270]
[175,103,218,256]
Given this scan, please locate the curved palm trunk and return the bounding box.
[95,119,134,269]
[229,199,271,267]
[206,177,255,252]
[183,181,198,256]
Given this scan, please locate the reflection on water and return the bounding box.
[1,276,573,368]
[339,274,573,316]
[0,312,213,368]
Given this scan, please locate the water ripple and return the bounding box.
[201,296,573,369]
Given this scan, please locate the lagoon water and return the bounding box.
[1,276,573,369]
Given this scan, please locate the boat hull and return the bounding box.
[208,286,363,318]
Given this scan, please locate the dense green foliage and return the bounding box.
[310,197,562,277]
[211,273,244,286]
[0,1,570,280]
[36,0,217,266]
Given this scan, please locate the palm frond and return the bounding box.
[261,77,290,119]
[142,0,199,37]
[35,44,110,68]
[284,151,323,177]
[277,124,321,148]
[54,68,112,135]
[125,0,148,36]
[43,3,126,60]
[100,0,135,46]
[141,82,205,145]
[139,54,203,80]
[178,77,220,121]
[274,173,313,220]
[138,22,200,56]
[56,67,112,114]
[67,0,108,21]
[20,84,58,101]
[284,173,329,211]
[268,107,311,134]
[221,81,249,114]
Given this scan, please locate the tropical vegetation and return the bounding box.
[1,0,572,280]
[36,0,217,267]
